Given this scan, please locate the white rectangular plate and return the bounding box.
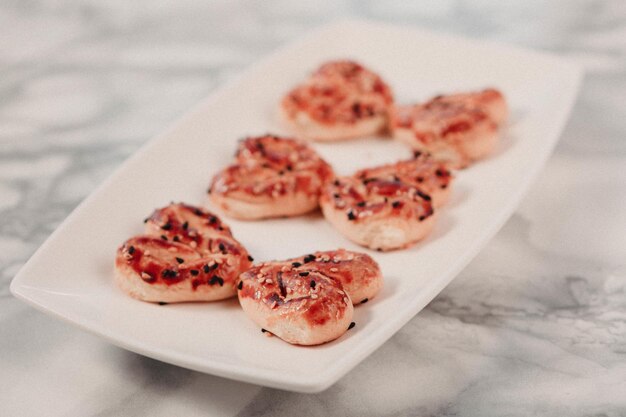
[11,20,581,393]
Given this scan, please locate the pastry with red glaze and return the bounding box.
[279,60,394,141]
[115,203,252,303]
[354,152,453,208]
[320,176,436,251]
[391,89,508,168]
[208,135,334,220]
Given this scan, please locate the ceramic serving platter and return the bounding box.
[10,19,582,392]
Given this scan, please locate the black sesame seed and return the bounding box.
[348,322,356,330]
[356,201,366,207]
[158,302,168,306]
[194,208,203,216]
[209,275,224,286]
[203,264,210,273]
[333,179,340,186]
[299,271,310,277]
[161,222,172,231]
[392,201,402,209]
[219,243,226,252]
[175,257,184,264]
[238,281,243,290]
[208,216,218,224]
[173,235,180,242]
[160,235,168,241]
[190,269,199,276]
[435,168,446,177]
[310,280,316,288]
[347,210,357,221]
[441,184,448,189]
[361,298,369,304]
[419,215,427,221]
[161,269,177,279]
[303,255,316,263]
[413,150,422,158]
[416,190,431,201]
[128,246,135,255]
[210,263,219,271]
[247,255,254,262]
[291,262,302,268]
[143,218,149,223]
[182,221,189,230]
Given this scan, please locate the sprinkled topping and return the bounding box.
[347,210,357,221]
[161,222,172,231]
[140,272,152,280]
[160,235,168,241]
[392,201,402,209]
[128,246,135,255]
[310,280,316,288]
[190,269,199,276]
[209,276,224,286]
[361,298,369,304]
[356,201,366,207]
[158,302,168,306]
[299,271,310,277]
[182,221,189,230]
[219,243,226,252]
[292,261,302,268]
[173,236,180,242]
[194,208,203,215]
[175,257,184,264]
[303,255,316,264]
[310,294,318,300]
[348,322,356,330]
[203,264,210,273]
[238,281,243,290]
[248,255,254,262]
[161,269,177,279]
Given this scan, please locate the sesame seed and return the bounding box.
[356,201,366,207]
[203,264,210,273]
[361,298,369,304]
[140,272,152,280]
[248,255,254,262]
[238,281,243,290]
[329,267,338,272]
[348,322,356,330]
[303,255,316,263]
[219,243,226,252]
[128,246,135,255]
[161,222,172,230]
[265,278,273,284]
[160,235,168,241]
[173,236,180,242]
[158,302,168,306]
[194,208,203,215]
[190,270,199,276]
[189,241,197,248]
[182,221,189,230]
[311,294,318,299]
[210,276,224,286]
[310,280,316,288]
[299,271,310,277]
[347,210,356,221]
[392,201,402,209]
[175,257,184,264]
[292,262,302,268]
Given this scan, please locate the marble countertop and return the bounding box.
[2,1,625,416]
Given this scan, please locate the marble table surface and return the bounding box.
[2,1,625,416]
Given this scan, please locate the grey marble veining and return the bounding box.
[1,1,626,416]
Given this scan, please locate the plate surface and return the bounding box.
[10,20,581,392]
